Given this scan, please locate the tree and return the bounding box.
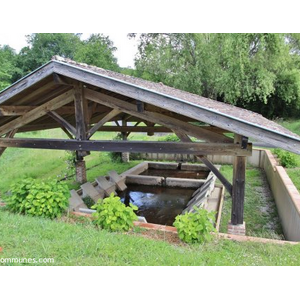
[131,33,300,118]
[14,33,120,82]
[75,34,119,71]
[0,45,20,91]
[14,33,82,80]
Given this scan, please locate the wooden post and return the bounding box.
[121,118,129,163]
[74,83,88,183]
[231,134,247,225]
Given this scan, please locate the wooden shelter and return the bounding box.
[1,56,300,228]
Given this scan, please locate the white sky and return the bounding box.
[0,33,138,68]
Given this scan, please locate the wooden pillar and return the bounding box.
[121,119,129,163]
[74,83,89,183]
[231,134,247,225]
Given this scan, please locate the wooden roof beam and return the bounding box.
[0,138,252,156]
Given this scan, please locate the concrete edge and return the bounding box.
[264,149,300,218]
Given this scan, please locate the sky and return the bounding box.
[0,33,138,68]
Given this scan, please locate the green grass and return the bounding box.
[218,165,284,239]
[0,129,142,194]
[272,119,300,193]
[277,119,300,137]
[0,208,299,266]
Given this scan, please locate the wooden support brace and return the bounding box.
[87,108,122,139]
[174,130,233,196]
[47,111,76,137]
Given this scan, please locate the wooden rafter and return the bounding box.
[0,90,74,136]
[84,88,233,144]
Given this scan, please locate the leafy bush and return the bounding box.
[173,207,216,243]
[158,134,180,142]
[5,178,70,219]
[91,193,138,232]
[108,133,123,162]
[273,149,298,168]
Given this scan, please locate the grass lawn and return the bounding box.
[218,165,284,239]
[0,208,299,266]
[0,123,300,266]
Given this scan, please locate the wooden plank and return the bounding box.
[53,62,300,154]
[231,134,247,225]
[95,176,116,196]
[108,170,127,191]
[81,182,104,203]
[47,111,76,136]
[84,88,233,143]
[0,138,253,156]
[0,90,74,136]
[87,109,122,139]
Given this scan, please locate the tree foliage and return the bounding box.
[15,33,82,79]
[5,33,120,83]
[0,45,20,91]
[131,33,300,118]
[74,34,119,71]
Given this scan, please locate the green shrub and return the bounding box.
[91,193,138,232]
[108,133,123,162]
[5,178,70,219]
[158,134,180,142]
[273,149,298,168]
[173,207,216,243]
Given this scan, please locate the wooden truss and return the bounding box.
[0,77,252,225]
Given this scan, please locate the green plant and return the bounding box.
[82,196,95,209]
[173,207,216,243]
[108,133,123,162]
[91,193,138,232]
[158,134,180,142]
[273,149,298,168]
[63,150,76,179]
[5,178,70,219]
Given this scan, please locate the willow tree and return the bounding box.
[131,33,300,118]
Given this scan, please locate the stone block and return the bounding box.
[228,221,246,236]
